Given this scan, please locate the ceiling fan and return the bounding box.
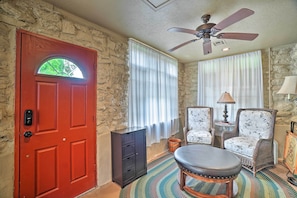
[167,8,259,55]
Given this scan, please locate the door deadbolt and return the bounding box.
[24,131,33,138]
[24,109,33,126]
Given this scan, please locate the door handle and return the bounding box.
[24,131,33,138]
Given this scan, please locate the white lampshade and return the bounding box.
[217,92,235,104]
[277,76,297,99]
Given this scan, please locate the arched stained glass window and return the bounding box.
[38,58,84,79]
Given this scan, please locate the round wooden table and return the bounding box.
[174,144,241,198]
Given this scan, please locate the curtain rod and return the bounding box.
[129,38,177,61]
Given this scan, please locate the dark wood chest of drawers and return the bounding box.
[111,127,147,188]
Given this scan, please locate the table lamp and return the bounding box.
[277,76,297,101]
[217,92,235,123]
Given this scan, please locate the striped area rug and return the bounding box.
[120,153,297,198]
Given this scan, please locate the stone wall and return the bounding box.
[0,19,16,197]
[270,43,297,124]
[182,61,198,107]
[261,49,270,109]
[269,43,297,158]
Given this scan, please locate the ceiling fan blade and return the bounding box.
[167,27,199,35]
[203,40,212,55]
[168,39,199,52]
[217,33,258,40]
[211,8,255,33]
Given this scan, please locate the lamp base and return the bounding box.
[286,170,297,186]
[288,176,297,186]
[222,104,228,123]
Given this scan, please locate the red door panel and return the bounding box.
[71,85,87,127]
[17,30,97,198]
[71,140,87,181]
[35,146,58,196]
[37,82,58,132]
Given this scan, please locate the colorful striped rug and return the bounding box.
[120,153,297,198]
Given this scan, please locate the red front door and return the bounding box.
[16,30,97,197]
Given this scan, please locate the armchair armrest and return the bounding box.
[221,129,238,148]
[183,127,188,145]
[210,127,215,146]
[253,138,274,161]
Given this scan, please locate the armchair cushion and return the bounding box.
[224,136,258,158]
[188,108,210,131]
[239,110,274,139]
[187,130,212,144]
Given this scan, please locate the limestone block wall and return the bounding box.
[182,61,198,108]
[178,62,185,124]
[261,49,270,109]
[0,0,129,196]
[178,61,198,137]
[0,22,15,197]
[269,43,297,158]
[270,43,297,124]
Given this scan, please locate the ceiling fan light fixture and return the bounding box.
[222,47,230,52]
[204,33,211,39]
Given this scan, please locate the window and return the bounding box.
[128,39,179,146]
[38,57,84,79]
[198,50,263,122]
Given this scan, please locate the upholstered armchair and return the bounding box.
[221,108,278,176]
[183,106,215,146]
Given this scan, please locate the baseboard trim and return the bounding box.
[147,150,170,164]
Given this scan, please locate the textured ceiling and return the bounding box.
[43,0,297,63]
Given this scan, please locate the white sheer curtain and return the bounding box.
[198,50,263,123]
[128,39,179,146]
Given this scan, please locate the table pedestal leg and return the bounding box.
[177,170,239,198]
[226,180,233,198]
[179,169,186,190]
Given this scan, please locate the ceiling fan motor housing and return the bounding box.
[196,23,216,32]
[195,23,216,39]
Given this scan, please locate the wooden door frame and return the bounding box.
[14,29,97,197]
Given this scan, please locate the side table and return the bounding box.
[214,122,235,147]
